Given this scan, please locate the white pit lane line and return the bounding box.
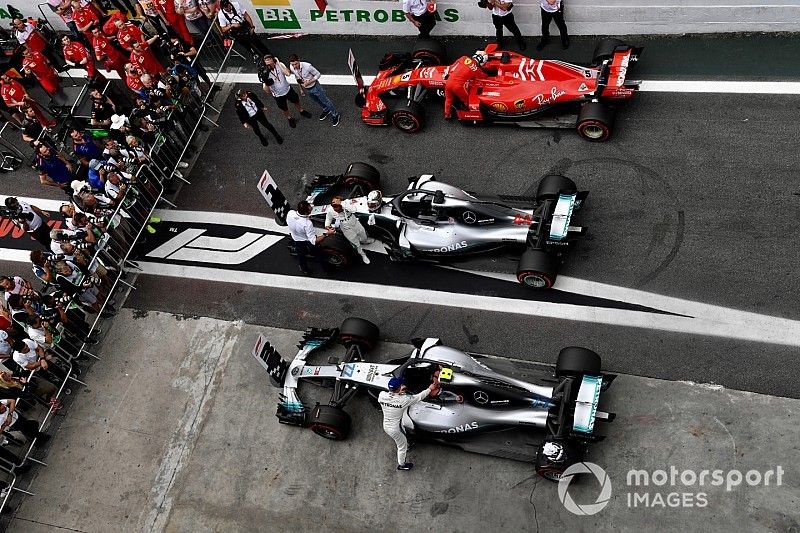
[3,202,799,347]
[59,69,800,94]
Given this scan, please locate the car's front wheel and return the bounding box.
[319,233,357,267]
[390,100,425,133]
[309,404,352,440]
[339,317,380,352]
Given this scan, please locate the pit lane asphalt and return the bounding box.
[2,35,799,398]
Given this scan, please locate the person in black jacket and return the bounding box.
[234,90,284,147]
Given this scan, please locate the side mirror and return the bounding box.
[433,190,445,204]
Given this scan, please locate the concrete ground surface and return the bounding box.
[6,310,798,533]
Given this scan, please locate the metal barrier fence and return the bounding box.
[0,15,242,517]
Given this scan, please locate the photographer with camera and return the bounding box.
[218,0,270,58]
[3,197,53,248]
[260,54,312,129]
[480,0,525,50]
[403,0,437,37]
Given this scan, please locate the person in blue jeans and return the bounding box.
[288,54,341,127]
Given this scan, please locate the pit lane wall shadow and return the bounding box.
[20,0,800,36]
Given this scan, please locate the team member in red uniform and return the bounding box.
[61,35,104,83]
[114,18,146,51]
[130,40,165,76]
[443,52,490,119]
[124,63,147,98]
[0,73,55,127]
[72,0,101,41]
[11,19,48,54]
[21,47,60,96]
[155,0,193,45]
[90,27,127,78]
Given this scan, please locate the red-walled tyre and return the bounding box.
[390,100,425,133]
[516,250,559,289]
[576,101,614,142]
[309,405,352,440]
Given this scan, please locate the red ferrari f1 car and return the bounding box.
[350,39,642,141]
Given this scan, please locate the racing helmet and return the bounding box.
[472,50,489,67]
[542,441,566,463]
[388,376,405,391]
[367,190,383,211]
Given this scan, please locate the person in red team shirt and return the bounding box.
[90,27,127,78]
[0,73,48,127]
[130,39,165,76]
[155,0,193,45]
[21,47,61,96]
[443,52,490,120]
[72,0,101,41]
[114,18,147,51]
[61,34,105,83]
[124,63,147,98]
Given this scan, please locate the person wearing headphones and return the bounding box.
[378,375,439,471]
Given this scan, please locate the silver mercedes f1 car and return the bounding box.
[252,317,616,480]
[259,162,588,289]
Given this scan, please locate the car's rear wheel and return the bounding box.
[343,162,380,189]
[390,100,425,133]
[309,404,352,440]
[577,101,615,142]
[412,38,446,65]
[536,174,577,201]
[339,317,380,351]
[516,250,559,289]
[319,233,357,267]
[591,38,626,66]
[556,346,602,377]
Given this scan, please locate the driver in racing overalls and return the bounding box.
[443,51,490,120]
[378,376,439,471]
[325,195,373,264]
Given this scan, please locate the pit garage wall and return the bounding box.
[247,0,800,35]
[16,1,800,35]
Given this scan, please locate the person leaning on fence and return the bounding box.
[537,0,569,50]
[234,89,283,147]
[288,54,340,127]
[35,144,75,194]
[403,0,437,38]
[217,0,271,58]
[177,0,212,36]
[2,198,53,248]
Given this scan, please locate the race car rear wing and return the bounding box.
[549,372,616,442]
[596,46,643,99]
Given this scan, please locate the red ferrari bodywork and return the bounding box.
[358,43,641,138]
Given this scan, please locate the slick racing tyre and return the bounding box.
[536,174,577,201]
[576,101,615,142]
[556,346,602,377]
[516,250,559,289]
[309,404,352,440]
[390,100,425,133]
[319,233,358,267]
[591,38,626,66]
[343,162,381,190]
[339,317,380,351]
[412,38,446,65]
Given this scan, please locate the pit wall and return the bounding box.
[19,0,800,35]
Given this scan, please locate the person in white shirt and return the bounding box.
[259,54,312,128]
[286,201,329,276]
[537,0,569,50]
[0,398,50,444]
[217,0,271,58]
[484,0,526,50]
[378,376,439,470]
[402,0,436,37]
[4,197,52,248]
[288,54,340,126]
[325,196,373,264]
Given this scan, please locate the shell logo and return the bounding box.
[490,102,507,111]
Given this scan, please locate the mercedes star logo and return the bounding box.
[462,211,477,224]
[474,391,489,404]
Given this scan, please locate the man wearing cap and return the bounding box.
[325,196,372,264]
[378,375,439,471]
[3,198,52,248]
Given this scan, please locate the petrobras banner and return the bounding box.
[243,0,800,36]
